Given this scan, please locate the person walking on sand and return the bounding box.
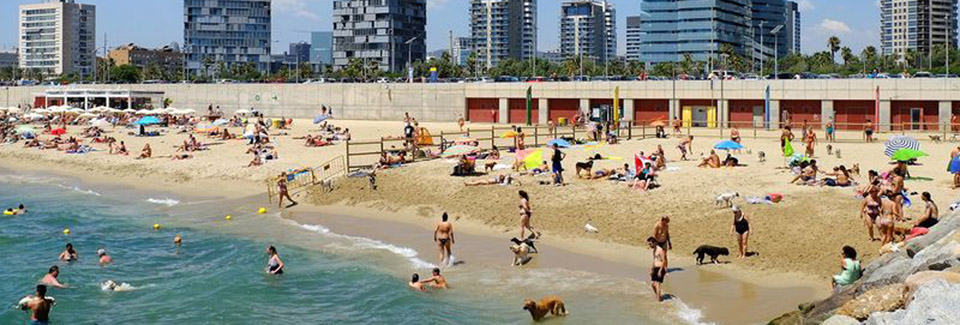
[864,119,875,142]
[551,144,566,185]
[647,237,668,302]
[730,206,750,259]
[277,173,297,209]
[652,216,672,251]
[434,213,455,267]
[519,190,539,239]
[266,245,284,275]
[677,136,692,160]
[804,127,817,157]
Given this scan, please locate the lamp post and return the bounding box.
[406,36,419,83]
[758,21,766,77]
[771,24,783,80]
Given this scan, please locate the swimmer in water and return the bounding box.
[39,266,66,288]
[17,204,26,214]
[97,248,112,265]
[173,234,182,247]
[266,245,284,275]
[408,273,425,292]
[433,213,455,267]
[23,285,52,325]
[419,268,449,289]
[58,243,78,262]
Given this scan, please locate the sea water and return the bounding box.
[0,172,707,324]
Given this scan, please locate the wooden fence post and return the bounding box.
[345,140,351,171]
[490,126,495,149]
[534,127,539,147]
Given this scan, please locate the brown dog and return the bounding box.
[523,296,567,321]
[849,163,861,177]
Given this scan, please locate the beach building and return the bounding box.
[332,0,427,73]
[183,0,272,77]
[469,0,538,69]
[559,0,616,64]
[18,0,97,77]
[33,88,165,110]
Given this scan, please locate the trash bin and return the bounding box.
[558,117,568,126]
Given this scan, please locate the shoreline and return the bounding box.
[1,154,829,324]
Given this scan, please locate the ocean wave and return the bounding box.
[295,222,435,269]
[146,198,180,207]
[671,300,714,325]
[52,184,102,196]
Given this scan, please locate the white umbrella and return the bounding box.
[180,108,197,115]
[235,109,250,115]
[136,109,156,115]
[49,107,66,113]
[78,112,97,118]
[24,113,44,120]
[122,108,136,113]
[33,108,49,114]
[67,108,85,114]
[90,119,111,128]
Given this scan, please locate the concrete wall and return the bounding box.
[4,79,960,122]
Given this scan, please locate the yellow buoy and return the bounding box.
[153,224,162,230]
[225,215,232,221]
[63,228,71,235]
[257,208,267,214]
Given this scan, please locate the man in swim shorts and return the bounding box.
[647,237,667,302]
[652,216,672,250]
[24,285,52,325]
[434,213,455,266]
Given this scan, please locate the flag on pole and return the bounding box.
[525,86,533,126]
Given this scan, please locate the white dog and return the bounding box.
[715,192,740,207]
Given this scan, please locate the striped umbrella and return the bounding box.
[884,135,919,157]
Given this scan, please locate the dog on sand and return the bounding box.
[575,161,594,178]
[523,296,568,321]
[510,234,538,266]
[929,135,943,143]
[693,245,730,265]
[715,192,739,207]
[758,151,766,163]
[849,163,860,177]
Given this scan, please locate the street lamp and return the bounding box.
[405,36,419,83]
[771,24,783,80]
[758,21,766,77]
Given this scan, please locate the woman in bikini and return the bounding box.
[518,191,539,239]
[861,183,882,241]
[729,206,750,259]
[877,195,900,248]
[820,165,852,187]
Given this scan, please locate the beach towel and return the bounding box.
[745,196,773,205]
[782,141,794,157]
[905,227,929,241]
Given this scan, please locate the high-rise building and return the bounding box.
[881,0,958,57]
[786,1,801,54]
[310,31,333,65]
[0,50,18,70]
[108,44,182,72]
[289,42,311,64]
[18,0,96,77]
[332,0,426,73]
[183,0,272,77]
[639,0,753,64]
[752,0,788,60]
[625,16,642,62]
[560,1,616,63]
[453,37,473,66]
[469,0,538,69]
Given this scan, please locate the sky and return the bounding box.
[1,0,882,56]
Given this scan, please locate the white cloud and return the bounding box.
[817,19,852,34]
[797,0,815,11]
[273,0,322,21]
[427,0,450,9]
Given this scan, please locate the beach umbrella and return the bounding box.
[441,144,480,158]
[134,116,162,125]
[51,128,66,136]
[313,115,328,124]
[15,125,35,135]
[7,117,17,122]
[521,149,544,169]
[650,120,667,127]
[500,130,519,138]
[180,108,196,115]
[90,119,111,128]
[890,148,928,162]
[48,106,66,113]
[212,119,229,126]
[23,113,44,120]
[92,106,111,112]
[714,140,744,151]
[949,156,960,174]
[136,109,157,115]
[122,108,136,113]
[235,109,250,115]
[78,112,97,118]
[33,108,49,114]
[546,138,571,148]
[67,108,84,114]
[884,135,919,157]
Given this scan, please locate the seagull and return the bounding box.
[584,220,599,233]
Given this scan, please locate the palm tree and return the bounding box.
[827,36,841,62]
[840,47,854,66]
[861,46,878,71]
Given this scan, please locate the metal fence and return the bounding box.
[265,155,346,203]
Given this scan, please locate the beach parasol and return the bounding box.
[884,135,919,157]
[78,112,97,119]
[650,120,667,127]
[949,156,960,174]
[211,119,229,126]
[546,138,571,148]
[66,108,84,114]
[90,119,111,128]
[48,106,66,113]
[91,106,111,112]
[122,108,136,113]
[136,109,157,115]
[442,144,480,158]
[313,115,328,124]
[890,148,927,162]
[714,140,744,151]
[500,130,519,138]
[180,108,196,115]
[33,108,49,114]
[15,125,35,135]
[521,149,544,169]
[134,116,162,125]
[235,109,250,115]
[51,128,66,136]
[23,113,44,120]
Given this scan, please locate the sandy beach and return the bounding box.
[3,116,955,323]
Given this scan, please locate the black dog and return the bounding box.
[575,161,594,177]
[693,245,730,265]
[510,234,538,253]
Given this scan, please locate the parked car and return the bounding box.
[526,76,547,83]
[913,71,934,78]
[494,76,520,83]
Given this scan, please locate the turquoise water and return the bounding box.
[0,173,698,324]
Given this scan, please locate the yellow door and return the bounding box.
[707,106,717,128]
[682,106,692,127]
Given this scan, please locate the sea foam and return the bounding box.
[296,222,435,269]
[145,198,180,207]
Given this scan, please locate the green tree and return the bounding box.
[840,47,854,66]
[143,62,163,80]
[202,56,214,79]
[465,51,479,77]
[861,46,878,72]
[110,64,141,83]
[650,62,676,77]
[827,36,841,62]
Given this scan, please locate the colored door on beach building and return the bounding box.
[682,106,692,127]
[466,98,500,123]
[707,107,717,128]
[683,106,716,127]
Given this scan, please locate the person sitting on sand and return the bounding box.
[820,165,852,187]
[698,150,721,168]
[722,154,739,167]
[172,153,192,160]
[137,143,152,159]
[419,268,449,289]
[116,141,128,155]
[789,160,818,185]
[831,246,862,288]
[220,128,235,140]
[632,162,655,191]
[409,274,426,292]
[40,266,66,288]
[913,192,939,229]
[677,136,692,160]
[247,152,263,167]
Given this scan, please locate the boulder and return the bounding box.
[906,241,959,274]
[864,280,960,325]
[859,255,912,292]
[904,271,960,295]
[836,283,906,320]
[822,314,861,325]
